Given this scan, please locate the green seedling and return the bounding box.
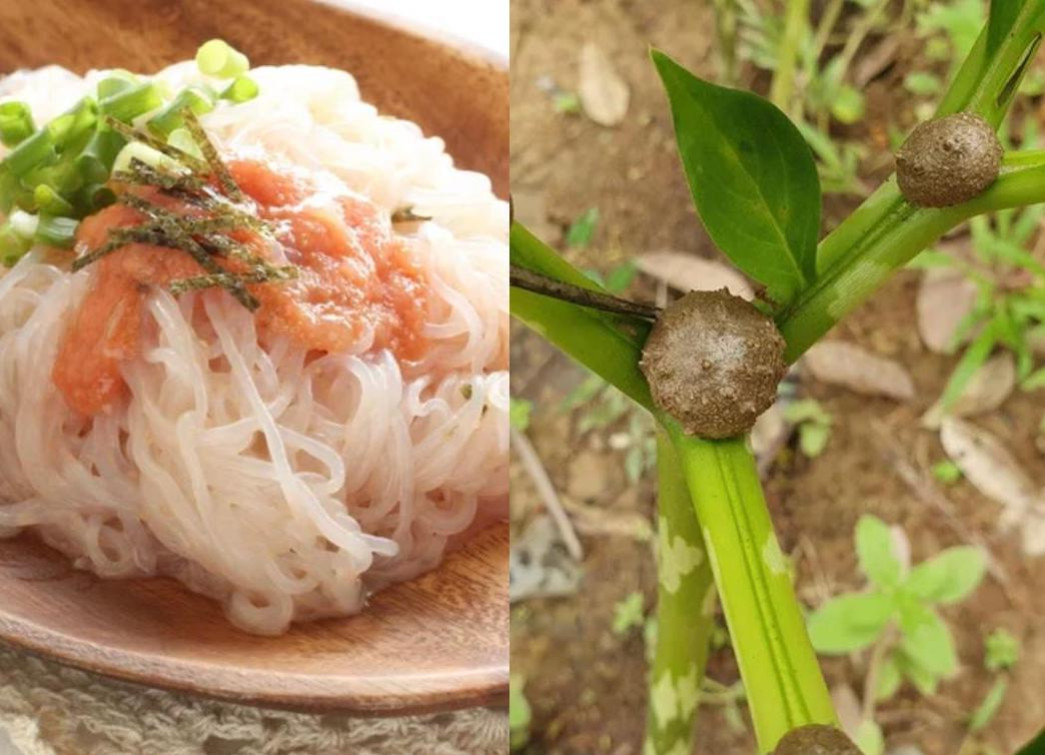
[932,459,964,484]
[783,399,833,458]
[510,397,533,432]
[809,515,986,697]
[511,2,1045,752]
[969,629,1021,733]
[613,591,646,636]
[566,207,599,248]
[510,674,533,750]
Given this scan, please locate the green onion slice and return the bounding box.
[147,87,215,137]
[100,82,162,123]
[220,75,259,104]
[0,102,35,148]
[196,39,250,79]
[34,214,78,248]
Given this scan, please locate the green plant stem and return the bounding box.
[777,152,1045,361]
[644,429,715,755]
[712,0,739,86]
[667,426,836,753]
[510,223,653,408]
[832,0,890,87]
[769,0,810,117]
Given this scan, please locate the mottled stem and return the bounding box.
[644,430,715,755]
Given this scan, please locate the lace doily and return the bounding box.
[0,644,507,755]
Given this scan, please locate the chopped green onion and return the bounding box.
[100,82,162,123]
[97,75,136,100]
[46,97,99,151]
[112,140,189,175]
[220,75,259,104]
[166,127,204,160]
[80,183,116,211]
[8,209,39,239]
[1,129,56,177]
[34,214,78,248]
[76,127,126,184]
[0,102,35,147]
[33,184,75,216]
[147,88,215,137]
[0,221,32,266]
[196,39,250,79]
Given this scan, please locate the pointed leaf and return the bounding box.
[651,49,821,305]
[856,515,903,588]
[875,650,903,701]
[898,604,958,678]
[807,592,894,654]
[905,546,986,604]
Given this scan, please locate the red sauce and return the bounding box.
[52,159,429,415]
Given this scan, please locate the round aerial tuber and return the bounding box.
[895,112,1002,208]
[639,288,786,439]
[773,725,862,755]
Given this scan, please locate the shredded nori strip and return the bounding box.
[168,268,294,296]
[71,225,171,271]
[73,113,295,310]
[112,159,206,192]
[182,110,242,201]
[103,116,210,174]
[119,193,258,310]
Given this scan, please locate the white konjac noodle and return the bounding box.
[0,63,508,634]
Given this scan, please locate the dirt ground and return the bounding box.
[509,1,1045,754]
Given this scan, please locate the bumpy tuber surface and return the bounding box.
[895,112,1002,208]
[640,288,786,439]
[773,725,862,755]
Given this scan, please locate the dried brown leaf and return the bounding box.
[634,251,753,299]
[803,341,916,401]
[578,43,630,127]
[916,267,978,353]
[939,417,1045,555]
[922,352,1016,428]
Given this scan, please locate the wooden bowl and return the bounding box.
[0,0,508,715]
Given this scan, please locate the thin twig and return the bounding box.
[510,264,661,320]
[511,426,584,561]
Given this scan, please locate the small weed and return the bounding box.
[566,207,599,248]
[510,674,533,750]
[783,399,833,458]
[612,591,646,635]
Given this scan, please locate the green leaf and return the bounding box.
[604,261,638,293]
[856,515,903,589]
[987,0,1022,57]
[905,546,986,604]
[510,397,532,432]
[651,49,821,305]
[807,592,894,654]
[782,398,832,425]
[566,207,599,247]
[896,649,939,696]
[940,326,998,410]
[931,460,963,484]
[985,627,1020,671]
[904,71,944,96]
[898,604,958,678]
[831,87,865,125]
[509,674,532,748]
[855,718,885,755]
[799,423,831,457]
[969,677,1009,732]
[876,651,903,701]
[553,91,581,114]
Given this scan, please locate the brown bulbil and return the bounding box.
[639,288,786,439]
[895,112,1002,208]
[773,725,862,755]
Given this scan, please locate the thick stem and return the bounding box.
[667,426,836,753]
[777,153,1045,361]
[644,430,715,755]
